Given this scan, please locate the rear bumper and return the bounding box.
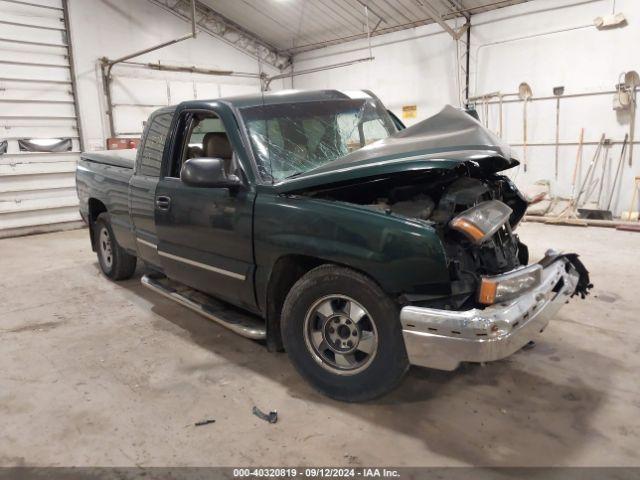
[400,254,580,371]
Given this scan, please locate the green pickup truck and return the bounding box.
[76,89,591,401]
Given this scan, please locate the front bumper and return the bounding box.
[400,253,581,371]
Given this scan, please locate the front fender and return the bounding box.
[254,193,450,312]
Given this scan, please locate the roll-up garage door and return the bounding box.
[0,0,83,238]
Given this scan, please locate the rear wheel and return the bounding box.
[281,265,409,402]
[94,213,137,280]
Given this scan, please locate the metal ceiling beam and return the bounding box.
[414,0,467,40]
[148,0,291,70]
[446,0,528,16]
[283,1,530,54]
[443,0,470,20]
[283,18,433,54]
[265,56,374,90]
[354,0,388,26]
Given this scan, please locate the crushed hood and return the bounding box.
[274,105,518,193]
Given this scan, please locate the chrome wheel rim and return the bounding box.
[303,295,378,376]
[99,227,113,269]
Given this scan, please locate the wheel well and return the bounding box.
[87,198,107,251]
[264,255,393,352]
[265,254,324,351]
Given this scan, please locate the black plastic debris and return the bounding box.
[252,406,277,424]
[194,418,216,427]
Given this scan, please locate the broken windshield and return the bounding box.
[240,98,397,182]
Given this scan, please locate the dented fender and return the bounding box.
[253,193,451,314]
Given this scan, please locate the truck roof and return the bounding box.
[184,89,377,110]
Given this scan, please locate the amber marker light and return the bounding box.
[450,217,485,243]
[478,278,498,305]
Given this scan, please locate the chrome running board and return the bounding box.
[141,273,266,340]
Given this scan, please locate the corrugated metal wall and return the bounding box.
[0,0,82,238]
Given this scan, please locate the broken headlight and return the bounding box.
[449,200,513,244]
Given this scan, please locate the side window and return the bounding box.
[170,113,233,178]
[138,111,174,177]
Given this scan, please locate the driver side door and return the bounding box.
[154,108,257,312]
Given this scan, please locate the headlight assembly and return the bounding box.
[478,264,542,305]
[449,200,513,244]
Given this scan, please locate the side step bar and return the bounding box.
[141,273,266,340]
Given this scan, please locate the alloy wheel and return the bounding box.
[99,227,113,269]
[303,295,378,376]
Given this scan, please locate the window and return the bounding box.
[138,111,174,177]
[340,117,391,153]
[18,138,72,152]
[169,112,235,179]
[187,117,225,146]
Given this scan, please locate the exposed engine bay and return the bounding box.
[299,163,530,308]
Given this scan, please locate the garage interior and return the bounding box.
[1,0,639,471]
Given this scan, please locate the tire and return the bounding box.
[94,213,137,280]
[281,265,409,402]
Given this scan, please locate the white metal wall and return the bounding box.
[67,0,274,152]
[0,0,82,238]
[109,67,260,137]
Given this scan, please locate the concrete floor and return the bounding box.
[1,222,639,467]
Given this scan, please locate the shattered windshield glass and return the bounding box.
[240,98,397,182]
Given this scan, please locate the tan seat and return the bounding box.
[203,132,233,175]
[186,146,203,159]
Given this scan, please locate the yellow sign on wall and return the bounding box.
[402,105,417,119]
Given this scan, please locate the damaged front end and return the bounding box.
[296,161,536,309]
[303,167,592,370]
[274,105,592,371]
[400,250,591,370]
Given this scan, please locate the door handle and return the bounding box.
[156,195,171,211]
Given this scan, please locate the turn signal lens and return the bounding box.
[449,218,485,242]
[478,279,498,305]
[449,200,513,244]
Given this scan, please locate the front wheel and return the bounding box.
[281,265,409,402]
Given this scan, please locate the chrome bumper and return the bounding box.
[400,256,580,371]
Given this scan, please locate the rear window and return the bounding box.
[138,111,174,177]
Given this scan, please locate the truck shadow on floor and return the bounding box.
[117,271,614,467]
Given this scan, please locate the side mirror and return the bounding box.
[180,157,242,189]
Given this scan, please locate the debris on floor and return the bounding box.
[524,180,552,215]
[252,406,278,424]
[194,418,216,427]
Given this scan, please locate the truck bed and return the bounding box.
[81,149,136,170]
[76,149,138,253]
